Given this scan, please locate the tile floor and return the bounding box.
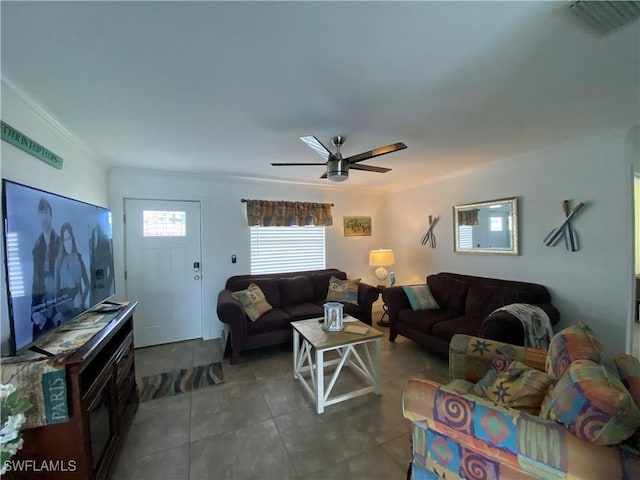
[112,316,449,480]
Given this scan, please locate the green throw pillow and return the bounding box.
[472,360,554,415]
[231,283,272,321]
[325,276,360,305]
[402,285,439,311]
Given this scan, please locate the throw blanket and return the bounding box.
[491,303,553,349]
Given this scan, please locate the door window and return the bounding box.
[142,210,186,237]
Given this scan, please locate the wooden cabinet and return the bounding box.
[8,302,139,480]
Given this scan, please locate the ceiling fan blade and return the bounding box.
[300,135,332,162]
[271,162,327,166]
[346,142,407,164]
[350,164,391,173]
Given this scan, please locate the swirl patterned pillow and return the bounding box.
[546,321,614,379]
[615,354,640,410]
[540,359,640,445]
[231,283,272,321]
[472,360,554,415]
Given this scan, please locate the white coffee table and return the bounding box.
[292,316,383,414]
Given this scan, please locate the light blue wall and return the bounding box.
[386,128,637,354]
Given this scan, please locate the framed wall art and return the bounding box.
[344,216,371,237]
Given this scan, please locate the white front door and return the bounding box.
[124,199,202,347]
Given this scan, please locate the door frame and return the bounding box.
[632,174,639,357]
[121,195,212,342]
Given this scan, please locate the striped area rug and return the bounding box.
[137,362,224,402]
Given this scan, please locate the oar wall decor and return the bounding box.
[543,200,585,251]
[420,215,439,248]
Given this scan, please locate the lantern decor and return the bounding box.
[323,302,344,332]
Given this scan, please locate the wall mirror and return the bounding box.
[453,197,519,255]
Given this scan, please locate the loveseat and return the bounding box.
[217,268,378,363]
[403,331,640,479]
[382,272,559,357]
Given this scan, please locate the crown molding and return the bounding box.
[2,76,98,158]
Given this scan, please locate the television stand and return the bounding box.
[7,301,139,480]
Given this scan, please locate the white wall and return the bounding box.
[386,129,636,354]
[1,80,110,355]
[0,81,110,205]
[109,169,387,340]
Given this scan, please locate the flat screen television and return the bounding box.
[2,179,116,355]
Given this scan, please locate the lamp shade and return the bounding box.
[369,249,395,267]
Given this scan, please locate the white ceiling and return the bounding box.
[1,1,639,191]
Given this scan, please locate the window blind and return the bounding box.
[458,225,473,249]
[250,226,326,274]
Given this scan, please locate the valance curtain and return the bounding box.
[244,200,333,227]
[458,209,479,226]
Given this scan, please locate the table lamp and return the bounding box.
[369,249,395,285]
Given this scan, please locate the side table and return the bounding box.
[376,285,391,327]
[292,317,383,413]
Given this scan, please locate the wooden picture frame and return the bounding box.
[343,216,371,237]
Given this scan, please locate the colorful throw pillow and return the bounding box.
[231,283,272,321]
[614,354,640,410]
[546,321,613,379]
[472,360,554,414]
[325,276,360,305]
[402,285,440,311]
[540,359,640,446]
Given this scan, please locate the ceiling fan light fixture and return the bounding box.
[273,134,406,181]
[327,158,349,182]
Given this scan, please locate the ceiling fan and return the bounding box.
[271,135,407,182]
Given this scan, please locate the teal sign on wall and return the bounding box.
[1,121,64,169]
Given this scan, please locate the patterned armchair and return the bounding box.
[402,334,640,479]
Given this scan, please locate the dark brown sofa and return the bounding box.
[217,268,379,363]
[382,272,559,357]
